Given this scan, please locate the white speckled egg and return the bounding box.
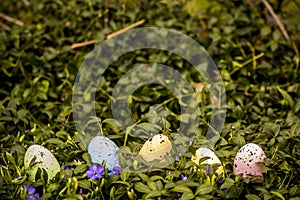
[24,145,60,182]
[191,147,224,184]
[88,136,120,171]
[192,147,222,166]
[234,143,266,177]
[139,134,172,162]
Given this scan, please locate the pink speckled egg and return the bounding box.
[233,143,266,177]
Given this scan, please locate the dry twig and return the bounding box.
[70,19,145,49]
[71,39,97,49]
[106,19,145,39]
[261,0,290,41]
[0,22,11,31]
[0,13,24,26]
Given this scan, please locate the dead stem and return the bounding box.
[261,0,290,41]
[0,13,24,26]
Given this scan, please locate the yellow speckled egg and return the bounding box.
[139,134,172,162]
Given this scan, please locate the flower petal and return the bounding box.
[27,186,36,194]
[89,164,98,172]
[86,170,94,179]
[97,165,104,173]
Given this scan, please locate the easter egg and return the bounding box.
[191,147,224,185]
[24,145,60,182]
[139,134,172,162]
[234,143,266,177]
[88,136,120,171]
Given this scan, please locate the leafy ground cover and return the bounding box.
[0,0,300,199]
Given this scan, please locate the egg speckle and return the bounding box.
[88,136,120,171]
[191,147,224,184]
[233,143,266,177]
[139,134,172,162]
[24,145,60,182]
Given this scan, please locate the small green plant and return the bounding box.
[0,0,299,199]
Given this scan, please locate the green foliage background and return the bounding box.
[0,0,300,199]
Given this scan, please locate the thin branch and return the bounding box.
[261,0,290,41]
[106,19,145,39]
[70,39,97,49]
[0,22,11,31]
[0,13,24,26]
[22,0,31,6]
[70,20,145,49]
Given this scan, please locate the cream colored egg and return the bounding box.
[139,134,172,162]
[24,145,60,182]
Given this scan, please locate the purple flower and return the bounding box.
[23,185,41,200]
[227,173,231,178]
[25,129,29,133]
[0,164,7,169]
[180,174,188,181]
[189,167,193,173]
[14,176,24,180]
[175,155,179,162]
[86,164,104,180]
[112,166,121,175]
[206,165,210,174]
[108,166,122,176]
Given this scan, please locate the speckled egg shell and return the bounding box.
[192,147,221,165]
[233,143,266,177]
[24,145,60,182]
[191,147,223,185]
[88,136,120,171]
[192,147,223,175]
[139,134,172,162]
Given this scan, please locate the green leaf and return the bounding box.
[270,191,285,200]
[74,165,87,175]
[246,194,261,200]
[260,26,271,36]
[277,86,295,108]
[138,173,149,182]
[144,191,162,198]
[195,184,213,195]
[78,179,91,190]
[120,170,130,182]
[147,180,157,191]
[171,185,193,193]
[46,138,65,147]
[134,182,151,193]
[232,134,246,147]
[220,178,234,190]
[165,182,176,189]
[180,192,195,200]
